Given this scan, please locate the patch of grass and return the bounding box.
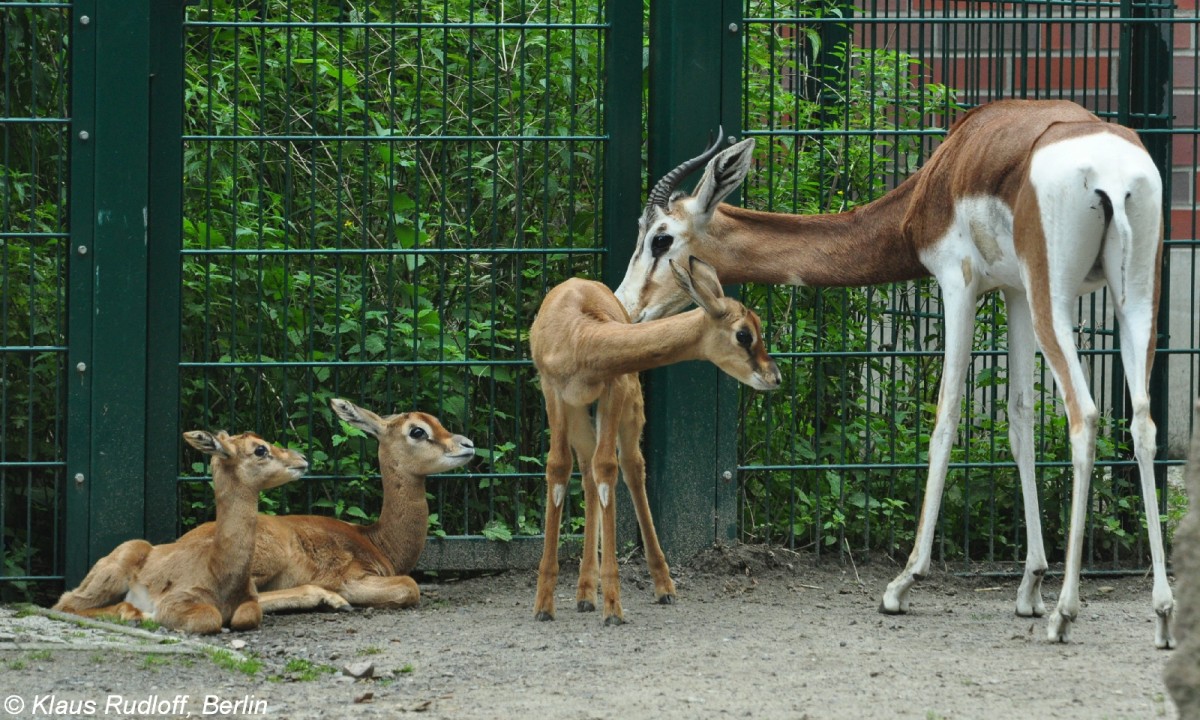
[28,649,53,661]
[141,655,171,671]
[268,657,337,682]
[397,663,415,674]
[13,604,37,619]
[7,659,27,671]
[358,646,383,656]
[206,649,262,677]
[137,619,162,632]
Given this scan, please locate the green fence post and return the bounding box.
[603,0,646,548]
[67,0,153,578]
[66,0,99,586]
[145,0,187,544]
[644,0,743,559]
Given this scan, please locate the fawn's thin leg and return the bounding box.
[535,391,572,621]
[568,405,601,612]
[594,386,624,625]
[615,376,675,603]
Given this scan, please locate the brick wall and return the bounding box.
[851,0,1197,241]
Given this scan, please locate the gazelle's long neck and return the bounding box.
[211,474,259,593]
[708,175,932,287]
[587,310,709,376]
[365,464,429,575]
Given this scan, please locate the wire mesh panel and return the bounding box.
[736,0,1199,571]
[0,1,71,598]
[177,0,618,560]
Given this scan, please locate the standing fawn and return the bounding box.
[174,399,475,612]
[53,431,308,634]
[614,99,1172,646]
[530,256,780,624]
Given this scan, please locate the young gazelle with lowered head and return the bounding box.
[614,99,1172,646]
[172,399,475,612]
[53,431,308,634]
[531,256,780,624]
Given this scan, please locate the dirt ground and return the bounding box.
[0,545,1181,720]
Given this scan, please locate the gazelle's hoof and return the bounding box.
[577,600,596,613]
[603,614,625,626]
[1155,607,1175,650]
[534,610,554,622]
[1046,610,1074,643]
[656,594,676,606]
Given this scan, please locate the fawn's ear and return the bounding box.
[183,430,235,458]
[330,397,386,438]
[670,256,726,318]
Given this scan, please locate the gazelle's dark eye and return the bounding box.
[650,234,673,257]
[409,426,428,440]
[254,445,270,457]
[736,329,753,347]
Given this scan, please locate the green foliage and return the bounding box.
[0,5,71,601]
[175,0,608,538]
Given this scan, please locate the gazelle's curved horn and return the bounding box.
[646,126,727,209]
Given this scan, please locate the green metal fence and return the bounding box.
[171,0,642,569]
[0,1,71,596]
[735,0,1200,571]
[1,0,1197,598]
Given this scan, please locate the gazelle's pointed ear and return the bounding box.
[330,398,386,438]
[670,256,726,317]
[690,138,755,218]
[183,430,234,458]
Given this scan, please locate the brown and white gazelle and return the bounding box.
[54,431,309,633]
[531,257,780,624]
[614,99,1173,647]
[174,399,475,612]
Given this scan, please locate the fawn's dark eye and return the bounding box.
[736,329,753,347]
[409,426,428,440]
[254,445,270,458]
[651,234,673,257]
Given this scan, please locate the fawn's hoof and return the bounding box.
[534,611,554,622]
[577,600,596,613]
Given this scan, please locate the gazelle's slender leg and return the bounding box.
[257,586,352,613]
[593,386,625,625]
[568,405,600,612]
[339,575,422,609]
[1114,316,1174,648]
[534,391,572,621]
[1102,199,1174,648]
[1022,216,1101,642]
[615,376,676,603]
[1003,290,1049,617]
[881,278,977,614]
[1033,305,1098,643]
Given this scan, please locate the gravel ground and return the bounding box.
[0,544,1180,720]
